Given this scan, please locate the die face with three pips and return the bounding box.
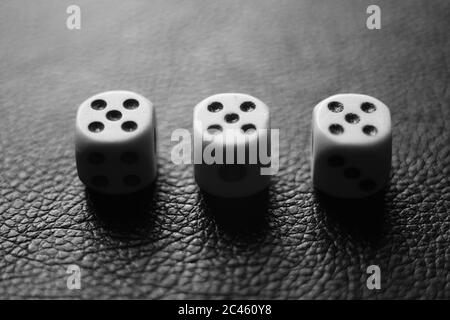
[311,93,392,198]
[75,90,157,194]
[193,93,271,198]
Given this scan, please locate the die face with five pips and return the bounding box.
[193,93,271,198]
[311,93,392,198]
[75,90,391,199]
[75,90,157,194]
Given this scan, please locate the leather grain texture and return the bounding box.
[0,0,449,299]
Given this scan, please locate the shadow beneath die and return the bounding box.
[314,189,387,246]
[85,182,158,237]
[199,188,271,240]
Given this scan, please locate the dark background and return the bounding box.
[0,0,449,299]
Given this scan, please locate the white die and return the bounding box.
[311,93,392,198]
[193,93,271,198]
[75,90,157,194]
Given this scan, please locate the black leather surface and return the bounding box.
[0,0,449,299]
